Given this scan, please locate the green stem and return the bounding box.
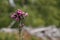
[18,19,24,40]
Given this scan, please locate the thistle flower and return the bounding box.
[11,13,17,19]
[17,9,23,16]
[15,17,20,21]
[11,9,28,21]
[24,13,28,17]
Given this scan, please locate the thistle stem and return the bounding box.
[18,20,24,40]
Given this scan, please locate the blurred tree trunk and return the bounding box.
[21,0,29,6]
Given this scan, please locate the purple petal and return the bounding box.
[24,13,28,17]
[17,11,23,16]
[15,17,20,21]
[11,14,16,18]
[11,13,17,19]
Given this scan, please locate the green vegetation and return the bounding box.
[0,32,41,40]
[0,0,60,27]
[0,32,19,40]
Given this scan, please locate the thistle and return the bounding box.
[11,9,28,40]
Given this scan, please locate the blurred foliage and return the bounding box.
[0,32,19,40]
[0,0,60,27]
[0,32,41,40]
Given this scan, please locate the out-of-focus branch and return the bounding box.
[9,0,16,7]
[8,21,16,28]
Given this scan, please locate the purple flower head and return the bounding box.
[17,9,23,16]
[15,17,20,21]
[11,9,28,21]
[24,13,28,17]
[11,13,17,19]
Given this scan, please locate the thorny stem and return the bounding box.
[18,19,24,40]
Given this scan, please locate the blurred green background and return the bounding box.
[0,0,60,28]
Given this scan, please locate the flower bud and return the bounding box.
[17,9,23,16]
[15,17,20,21]
[11,13,17,18]
[24,13,28,17]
